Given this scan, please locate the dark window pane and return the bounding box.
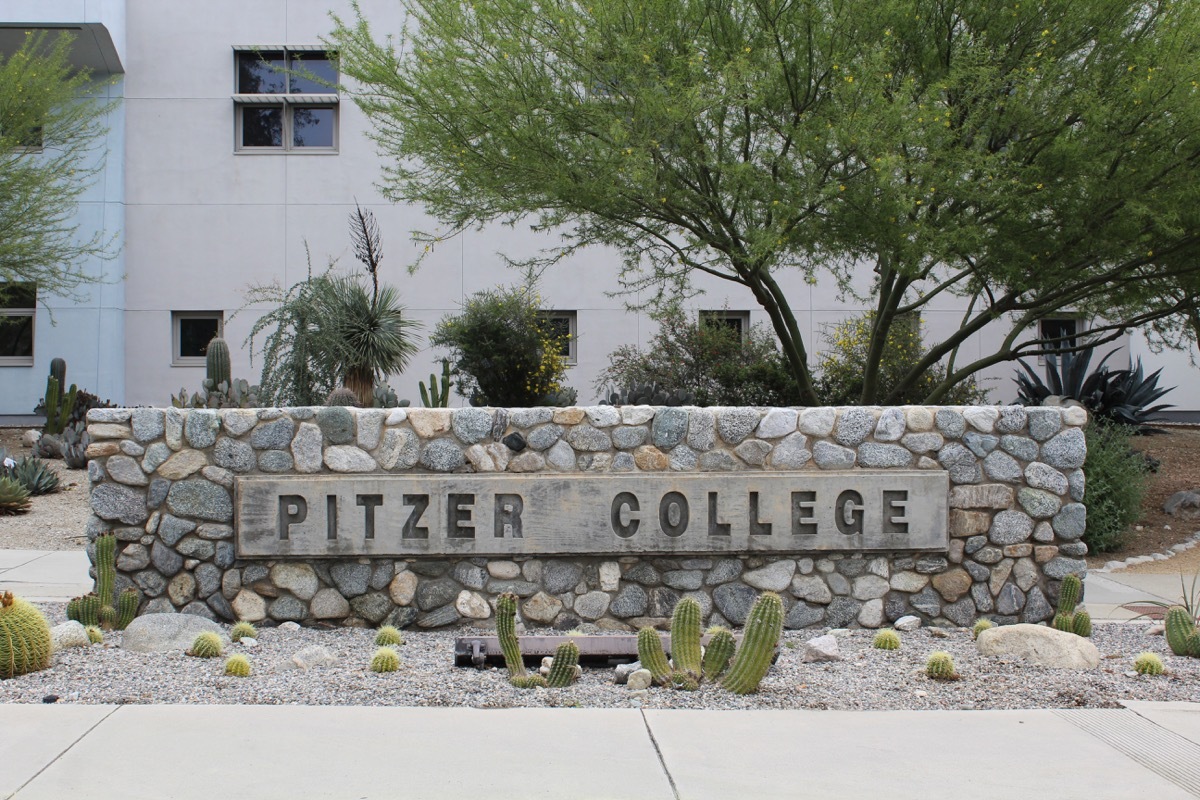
[544,316,572,358]
[179,317,220,359]
[242,107,283,147]
[702,314,745,338]
[0,283,36,310]
[1041,319,1078,354]
[289,54,337,93]
[0,315,34,358]
[238,52,286,94]
[292,107,335,147]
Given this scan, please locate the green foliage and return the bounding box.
[231,622,258,643]
[325,387,359,407]
[420,359,452,408]
[721,592,784,695]
[669,597,702,680]
[189,632,223,659]
[0,592,52,679]
[1082,424,1150,553]
[925,651,958,680]
[815,314,986,405]
[224,654,252,677]
[1134,652,1165,676]
[636,627,672,687]
[597,306,799,406]
[701,627,736,682]
[872,630,901,651]
[0,476,31,515]
[374,626,404,647]
[85,625,103,644]
[496,592,525,679]
[206,338,232,387]
[546,641,580,688]
[972,620,994,640]
[370,646,400,673]
[431,284,573,407]
[3,455,59,496]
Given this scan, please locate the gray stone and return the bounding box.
[824,597,861,628]
[565,425,611,452]
[310,588,351,619]
[323,446,377,472]
[976,623,1100,669]
[651,408,689,449]
[166,479,232,522]
[522,592,563,624]
[221,409,259,437]
[857,443,913,469]
[1033,522,1055,543]
[699,451,740,471]
[889,571,928,593]
[511,408,553,428]
[142,442,172,474]
[713,583,759,625]
[184,410,220,449]
[1027,407,1063,441]
[584,406,621,428]
[620,406,655,425]
[996,584,1026,615]
[668,445,698,471]
[331,563,372,597]
[963,407,999,433]
[130,408,165,442]
[766,432,810,469]
[915,555,949,574]
[971,583,994,613]
[117,543,151,571]
[705,559,742,585]
[286,645,338,670]
[801,634,841,663]
[852,575,890,600]
[909,586,941,618]
[417,578,460,610]
[290,423,324,473]
[251,418,295,451]
[963,432,999,457]
[51,621,92,650]
[663,570,703,591]
[410,561,451,577]
[1060,542,1088,557]
[194,563,221,598]
[175,536,214,560]
[383,606,419,629]
[200,466,233,487]
[1000,435,1039,462]
[717,408,761,445]
[167,571,197,606]
[826,572,851,596]
[256,450,292,473]
[812,441,857,470]
[452,562,489,591]
[1022,586,1054,623]
[269,595,307,621]
[900,432,943,454]
[122,613,225,653]
[206,593,235,621]
[941,598,976,627]
[611,426,647,450]
[316,406,355,444]
[271,564,320,600]
[164,408,185,450]
[543,562,584,594]
[785,602,826,629]
[134,569,167,597]
[1052,503,1087,540]
[996,406,1028,433]
[575,591,611,621]
[1068,469,1086,502]
[983,451,1023,482]
[937,443,980,484]
[894,615,922,632]
[610,585,648,618]
[416,440,463,472]
[1042,427,1086,470]
[213,437,255,473]
[157,514,196,546]
[685,410,716,451]
[834,408,875,446]
[873,408,907,442]
[545,441,575,471]
[757,409,798,439]
[935,409,966,437]
[150,541,183,576]
[743,561,796,591]
[376,428,419,470]
[734,440,772,466]
[452,408,494,444]
[351,592,394,624]
[973,546,1003,565]
[120,441,145,457]
[105,455,149,487]
[989,511,1034,545]
[1043,557,1087,580]
[857,599,885,628]
[648,587,680,617]
[835,558,869,578]
[91,483,149,525]
[612,452,636,472]
[799,408,836,436]
[214,542,235,569]
[146,477,171,509]
[1024,463,1069,495]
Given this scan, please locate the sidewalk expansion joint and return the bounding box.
[1053,708,1200,797]
[640,710,681,800]
[6,706,120,800]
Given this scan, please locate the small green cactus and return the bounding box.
[926,651,958,680]
[1057,574,1082,616]
[496,592,526,678]
[721,592,784,695]
[116,588,139,630]
[873,629,901,650]
[670,670,699,691]
[0,592,52,679]
[670,596,703,679]
[1134,652,1165,676]
[1071,609,1092,638]
[85,625,103,644]
[69,534,139,631]
[189,631,223,658]
[224,654,252,677]
[1164,606,1200,657]
[546,640,581,688]
[230,621,258,642]
[420,359,452,408]
[510,674,548,689]
[370,646,400,673]
[702,627,736,681]
[972,619,994,640]
[1052,612,1074,633]
[205,337,232,387]
[326,386,359,407]
[375,625,404,647]
[637,626,672,686]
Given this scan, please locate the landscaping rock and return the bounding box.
[976,624,1100,669]
[122,613,225,653]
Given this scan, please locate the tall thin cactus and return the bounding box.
[721,592,784,695]
[420,359,452,408]
[546,641,580,688]
[205,337,232,387]
[495,592,526,679]
[637,627,672,686]
[670,596,702,679]
[702,627,736,681]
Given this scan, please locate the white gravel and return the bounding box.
[4,606,1198,710]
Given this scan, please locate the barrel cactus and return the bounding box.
[326,386,359,407]
[375,625,404,647]
[721,592,784,695]
[230,621,258,643]
[370,646,400,673]
[205,337,232,387]
[636,627,672,686]
[926,651,958,680]
[546,641,580,688]
[1134,652,1165,676]
[702,627,736,681]
[85,626,104,644]
[670,596,702,679]
[496,592,526,678]
[224,654,252,677]
[0,592,52,679]
[873,630,901,651]
[972,619,994,640]
[189,631,223,658]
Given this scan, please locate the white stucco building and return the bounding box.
[2,1,1196,418]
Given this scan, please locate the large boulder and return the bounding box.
[121,613,226,653]
[975,623,1100,669]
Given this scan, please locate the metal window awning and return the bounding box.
[231,94,339,105]
[232,44,330,52]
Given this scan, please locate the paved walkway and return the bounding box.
[4,702,1200,798]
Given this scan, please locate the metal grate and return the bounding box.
[1121,604,1168,620]
[1055,708,1200,796]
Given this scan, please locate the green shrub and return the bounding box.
[1083,423,1149,553]
[814,313,987,405]
[431,284,574,406]
[596,306,799,406]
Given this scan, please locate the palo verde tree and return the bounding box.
[0,30,117,303]
[330,0,1200,404]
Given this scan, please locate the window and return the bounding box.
[700,309,751,340]
[0,284,35,366]
[539,311,577,364]
[1039,318,1078,364]
[172,311,223,366]
[233,48,338,151]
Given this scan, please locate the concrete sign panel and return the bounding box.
[235,472,949,558]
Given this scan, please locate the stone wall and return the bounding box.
[84,404,1088,630]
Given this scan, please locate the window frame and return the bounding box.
[172,311,224,367]
[699,309,751,341]
[0,283,36,367]
[1038,317,1080,365]
[232,47,339,154]
[539,310,578,365]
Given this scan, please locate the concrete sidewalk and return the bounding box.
[4,702,1200,799]
[0,550,90,601]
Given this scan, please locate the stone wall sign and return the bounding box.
[236,471,949,558]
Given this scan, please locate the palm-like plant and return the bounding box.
[320,274,420,405]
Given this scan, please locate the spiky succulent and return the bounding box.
[230,621,258,642]
[1134,652,1165,676]
[375,625,404,647]
[972,619,994,640]
[873,630,901,650]
[370,646,400,673]
[636,627,672,686]
[670,670,699,691]
[85,626,103,644]
[510,674,548,689]
[546,641,580,688]
[702,627,736,681]
[189,631,223,658]
[7,456,59,496]
[926,651,958,680]
[0,476,32,515]
[326,386,359,407]
[721,592,784,695]
[0,592,52,679]
[224,654,252,677]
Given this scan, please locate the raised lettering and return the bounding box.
[882,490,909,534]
[494,493,524,538]
[277,495,307,540]
[708,492,730,536]
[791,491,817,536]
[402,494,429,539]
[356,494,383,539]
[611,492,640,538]
[749,491,771,536]
[447,493,475,538]
[659,491,689,537]
[836,490,864,536]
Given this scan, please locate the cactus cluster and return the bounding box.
[67,533,139,630]
[375,626,404,647]
[925,651,959,680]
[224,654,252,677]
[42,358,78,436]
[721,593,784,695]
[972,619,994,640]
[1165,606,1200,657]
[172,343,263,409]
[600,382,695,407]
[1134,652,1165,676]
[1051,575,1091,638]
[189,632,224,658]
[0,592,53,679]
[420,360,452,408]
[873,630,901,651]
[370,646,401,673]
[230,621,258,643]
[636,626,673,686]
[495,592,579,689]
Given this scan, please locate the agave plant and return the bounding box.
[0,476,32,515]
[7,456,59,496]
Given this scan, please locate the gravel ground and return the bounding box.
[4,607,1197,710]
[0,427,90,551]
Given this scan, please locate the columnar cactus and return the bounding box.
[189,631,223,658]
[702,627,736,681]
[721,592,784,695]
[1051,574,1090,638]
[370,647,400,673]
[546,641,580,688]
[1164,606,1200,657]
[1058,574,1082,616]
[670,596,702,679]
[496,592,526,679]
[224,654,252,677]
[873,630,901,650]
[926,651,958,680]
[1071,610,1092,638]
[49,357,66,388]
[69,534,138,631]
[0,592,52,679]
[205,337,232,387]
[670,670,699,691]
[510,674,548,689]
[637,627,672,686]
[1134,652,1165,675]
